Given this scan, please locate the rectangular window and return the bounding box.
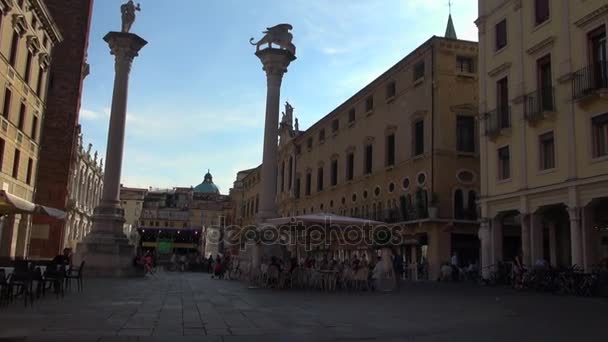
[331,159,338,186]
[414,61,425,80]
[26,158,33,185]
[0,139,4,171]
[364,144,373,174]
[456,56,474,73]
[592,114,608,158]
[331,119,340,133]
[305,172,311,196]
[386,134,395,166]
[456,116,475,153]
[317,167,324,191]
[414,120,424,156]
[346,153,354,181]
[498,146,511,180]
[348,108,356,123]
[24,50,33,84]
[36,66,44,96]
[496,19,507,51]
[386,81,396,99]
[12,149,20,179]
[537,55,553,111]
[497,77,510,128]
[9,32,19,67]
[288,157,293,190]
[18,103,26,130]
[319,129,325,142]
[31,116,38,141]
[539,132,555,170]
[588,26,607,89]
[535,0,550,25]
[2,88,11,118]
[307,137,313,149]
[365,96,374,112]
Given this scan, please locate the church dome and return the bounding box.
[193,170,220,194]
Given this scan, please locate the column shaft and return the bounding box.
[568,207,583,268]
[491,217,503,264]
[530,214,544,264]
[259,76,282,218]
[479,221,491,279]
[101,59,131,207]
[521,215,531,266]
[548,222,558,267]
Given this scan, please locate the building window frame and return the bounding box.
[413,119,425,156]
[534,0,550,26]
[456,115,476,153]
[591,113,608,159]
[497,145,511,181]
[364,143,373,175]
[386,133,396,167]
[414,61,425,81]
[331,159,338,187]
[456,56,475,73]
[346,152,354,181]
[12,148,20,179]
[538,130,556,171]
[495,18,508,51]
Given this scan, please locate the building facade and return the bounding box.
[477,0,608,275]
[61,132,103,252]
[135,171,234,258]
[30,0,93,258]
[120,185,147,245]
[0,0,61,259]
[234,29,480,279]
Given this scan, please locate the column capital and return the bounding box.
[255,48,296,80]
[104,31,148,64]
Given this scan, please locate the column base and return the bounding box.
[73,205,140,278]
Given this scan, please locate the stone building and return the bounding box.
[119,185,147,245]
[29,0,93,258]
[135,171,234,258]
[0,0,61,259]
[62,131,103,251]
[233,21,480,279]
[477,0,608,275]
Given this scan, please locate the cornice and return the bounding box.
[526,36,555,56]
[574,4,608,28]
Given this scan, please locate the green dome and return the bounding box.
[193,170,219,194]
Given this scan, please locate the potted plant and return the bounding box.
[428,193,439,219]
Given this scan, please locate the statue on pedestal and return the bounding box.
[250,24,296,55]
[121,1,141,33]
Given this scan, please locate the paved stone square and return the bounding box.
[0,272,606,341]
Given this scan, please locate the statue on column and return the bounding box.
[294,118,299,132]
[250,24,296,55]
[87,143,92,155]
[281,101,294,127]
[121,0,141,33]
[94,151,98,163]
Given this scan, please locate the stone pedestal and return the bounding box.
[75,32,147,277]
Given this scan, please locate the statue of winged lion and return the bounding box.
[250,24,296,55]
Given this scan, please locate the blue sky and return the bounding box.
[80,0,478,194]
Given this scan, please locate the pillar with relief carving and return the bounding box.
[75,31,147,277]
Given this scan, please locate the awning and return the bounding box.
[0,190,67,220]
[265,213,384,226]
[0,190,36,214]
[34,205,67,220]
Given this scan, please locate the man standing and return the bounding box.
[451,252,460,282]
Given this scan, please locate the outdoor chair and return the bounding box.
[42,264,66,298]
[8,266,37,307]
[65,260,85,292]
[0,269,9,306]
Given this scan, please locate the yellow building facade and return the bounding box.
[0,0,60,258]
[234,33,480,280]
[477,0,608,274]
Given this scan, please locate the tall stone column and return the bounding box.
[548,221,558,267]
[530,214,544,264]
[491,217,503,265]
[255,49,296,221]
[568,207,583,268]
[521,214,531,266]
[75,32,147,277]
[478,220,491,280]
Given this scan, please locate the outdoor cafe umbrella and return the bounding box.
[265,213,384,226]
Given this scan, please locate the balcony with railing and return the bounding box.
[484,106,511,137]
[524,87,555,123]
[572,62,608,100]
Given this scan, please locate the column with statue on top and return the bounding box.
[75,1,146,277]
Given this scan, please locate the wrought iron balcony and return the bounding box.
[572,62,608,100]
[484,106,511,137]
[525,87,555,122]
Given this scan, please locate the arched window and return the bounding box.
[454,189,464,220]
[467,190,478,220]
